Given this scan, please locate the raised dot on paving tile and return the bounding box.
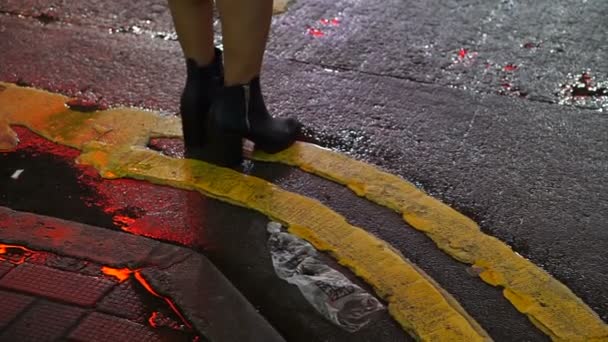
[0,300,85,342]
[96,279,150,323]
[0,260,14,278]
[68,312,162,342]
[0,263,116,307]
[0,290,35,329]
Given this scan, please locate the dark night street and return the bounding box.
[0,0,607,341]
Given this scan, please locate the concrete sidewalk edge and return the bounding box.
[0,205,285,341]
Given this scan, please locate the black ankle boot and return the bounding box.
[201,77,302,166]
[180,48,223,158]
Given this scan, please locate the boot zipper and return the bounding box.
[243,84,251,131]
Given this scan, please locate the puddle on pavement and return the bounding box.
[108,25,178,41]
[1,127,116,229]
[300,127,370,155]
[557,72,608,111]
[299,126,401,165]
[2,127,202,246]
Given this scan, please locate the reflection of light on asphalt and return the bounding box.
[101,266,134,283]
[558,71,608,111]
[307,27,325,37]
[306,15,342,37]
[0,243,34,265]
[10,169,24,180]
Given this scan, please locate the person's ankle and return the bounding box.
[223,72,260,87]
[185,48,223,82]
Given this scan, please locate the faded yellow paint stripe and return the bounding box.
[81,146,491,341]
[0,83,491,341]
[0,83,182,150]
[273,0,291,14]
[255,143,608,341]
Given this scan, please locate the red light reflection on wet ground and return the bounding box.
[149,311,161,328]
[320,17,341,26]
[307,16,341,37]
[134,271,192,329]
[0,244,34,265]
[307,27,325,37]
[558,72,608,108]
[101,266,134,283]
[452,48,478,66]
[8,126,205,247]
[458,48,468,59]
[101,266,192,331]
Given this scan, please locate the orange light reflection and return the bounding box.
[100,266,135,283]
[0,243,34,265]
[134,271,192,329]
[148,311,160,328]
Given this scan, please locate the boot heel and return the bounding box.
[199,126,243,167]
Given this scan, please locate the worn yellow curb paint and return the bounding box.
[82,145,491,341]
[0,83,491,341]
[273,0,291,14]
[255,144,608,341]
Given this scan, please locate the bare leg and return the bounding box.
[168,0,215,66]
[215,0,273,85]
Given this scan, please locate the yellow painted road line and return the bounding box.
[273,0,291,14]
[0,83,491,341]
[81,145,492,341]
[255,143,608,341]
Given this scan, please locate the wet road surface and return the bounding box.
[0,0,607,340]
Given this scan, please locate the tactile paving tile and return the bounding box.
[68,312,162,342]
[0,263,116,307]
[96,279,149,323]
[0,300,85,342]
[0,261,14,278]
[0,290,35,329]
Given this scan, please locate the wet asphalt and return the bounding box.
[0,0,607,340]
